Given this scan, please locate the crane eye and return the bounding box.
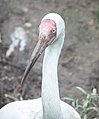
[51,28,56,33]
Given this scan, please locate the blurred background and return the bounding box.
[0,0,99,118]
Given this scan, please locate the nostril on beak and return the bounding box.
[40,33,46,40]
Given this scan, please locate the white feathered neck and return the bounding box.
[42,13,65,119]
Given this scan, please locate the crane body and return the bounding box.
[0,13,81,119]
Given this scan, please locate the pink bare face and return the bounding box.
[39,19,57,44]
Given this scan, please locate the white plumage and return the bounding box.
[0,13,81,119]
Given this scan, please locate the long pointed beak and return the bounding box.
[20,38,49,86]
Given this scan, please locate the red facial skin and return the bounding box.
[39,19,57,43]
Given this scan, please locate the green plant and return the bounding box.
[5,94,23,101]
[63,87,99,119]
[95,8,99,22]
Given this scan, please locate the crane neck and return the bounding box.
[42,36,64,119]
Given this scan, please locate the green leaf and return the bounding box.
[62,97,74,101]
[76,87,87,95]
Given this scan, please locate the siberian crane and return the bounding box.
[0,13,81,119]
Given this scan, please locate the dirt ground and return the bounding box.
[0,0,99,118]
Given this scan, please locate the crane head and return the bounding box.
[39,19,57,45]
[20,13,65,86]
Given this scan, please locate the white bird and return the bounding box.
[0,13,81,119]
